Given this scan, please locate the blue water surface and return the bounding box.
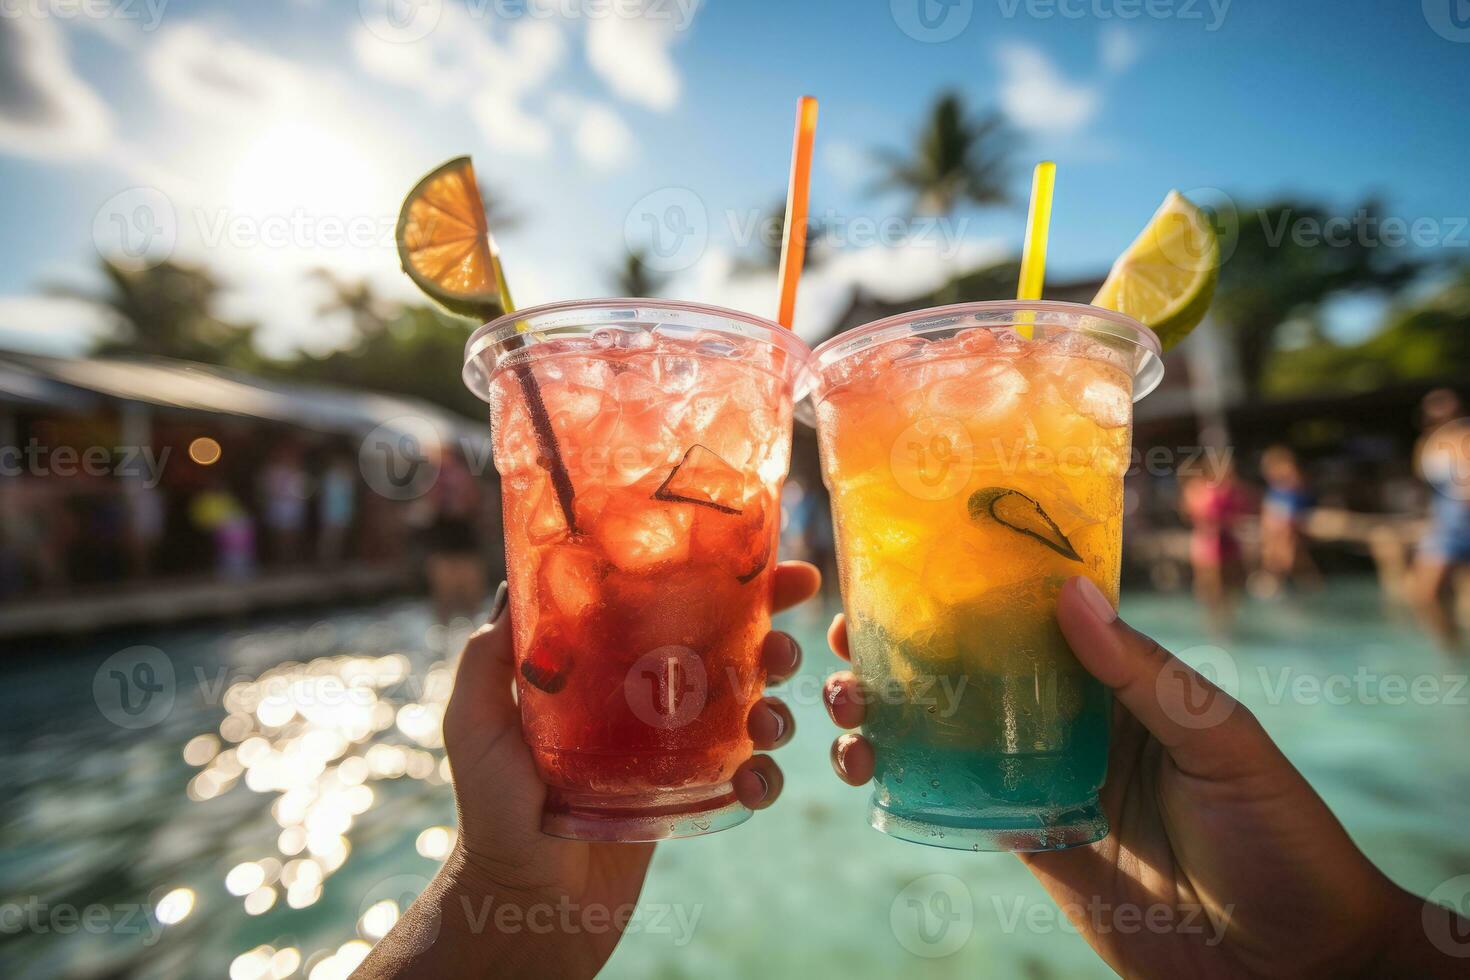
[2,579,1467,979]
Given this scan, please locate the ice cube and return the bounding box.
[608,368,659,410]
[546,382,604,437]
[924,365,1029,424]
[595,500,693,572]
[538,545,606,620]
[656,354,701,394]
[690,495,771,582]
[1073,376,1131,429]
[653,445,746,514]
[526,480,570,544]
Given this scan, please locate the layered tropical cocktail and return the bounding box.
[464,300,811,841]
[811,301,1162,850]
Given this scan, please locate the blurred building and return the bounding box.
[0,351,497,637]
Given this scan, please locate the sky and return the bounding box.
[0,0,1466,357]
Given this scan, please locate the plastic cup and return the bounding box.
[809,300,1161,851]
[464,299,813,841]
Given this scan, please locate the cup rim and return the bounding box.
[806,299,1165,404]
[463,297,816,403]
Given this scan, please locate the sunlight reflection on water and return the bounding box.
[5,585,1470,980]
[178,619,467,979]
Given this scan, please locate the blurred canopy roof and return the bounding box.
[0,350,486,451]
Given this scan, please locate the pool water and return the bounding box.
[3,579,1468,979]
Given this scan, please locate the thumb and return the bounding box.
[1057,576,1267,781]
[443,582,516,743]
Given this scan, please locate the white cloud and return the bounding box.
[470,97,554,157]
[583,6,686,111]
[147,23,310,116]
[1100,26,1142,73]
[0,15,112,160]
[0,295,118,355]
[549,95,634,170]
[353,9,566,156]
[996,44,1099,134]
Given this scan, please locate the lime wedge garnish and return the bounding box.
[395,156,507,321]
[968,487,1081,562]
[1092,190,1218,351]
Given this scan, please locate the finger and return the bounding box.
[1057,576,1266,779]
[827,613,851,662]
[830,733,874,786]
[772,561,821,613]
[823,671,867,729]
[761,631,802,683]
[443,582,513,738]
[733,755,783,809]
[747,696,794,749]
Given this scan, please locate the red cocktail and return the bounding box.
[464,300,812,840]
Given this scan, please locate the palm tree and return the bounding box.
[870,90,1015,217]
[1213,198,1422,397]
[50,258,260,368]
[611,248,669,297]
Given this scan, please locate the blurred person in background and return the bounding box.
[423,450,487,622]
[1412,388,1470,651]
[1181,456,1251,636]
[1253,445,1320,597]
[259,445,309,565]
[317,454,356,564]
[191,478,255,580]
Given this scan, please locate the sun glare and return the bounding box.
[225,119,389,241]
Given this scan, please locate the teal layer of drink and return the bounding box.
[850,599,1112,851]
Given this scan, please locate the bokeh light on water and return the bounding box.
[1,602,474,980]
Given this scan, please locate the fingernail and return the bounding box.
[1075,577,1117,624]
[786,634,801,662]
[830,737,848,777]
[768,704,786,743]
[489,582,508,625]
[750,769,769,801]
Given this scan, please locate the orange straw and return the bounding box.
[776,95,819,329]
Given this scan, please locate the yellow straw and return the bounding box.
[490,249,516,316]
[1016,160,1056,338]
